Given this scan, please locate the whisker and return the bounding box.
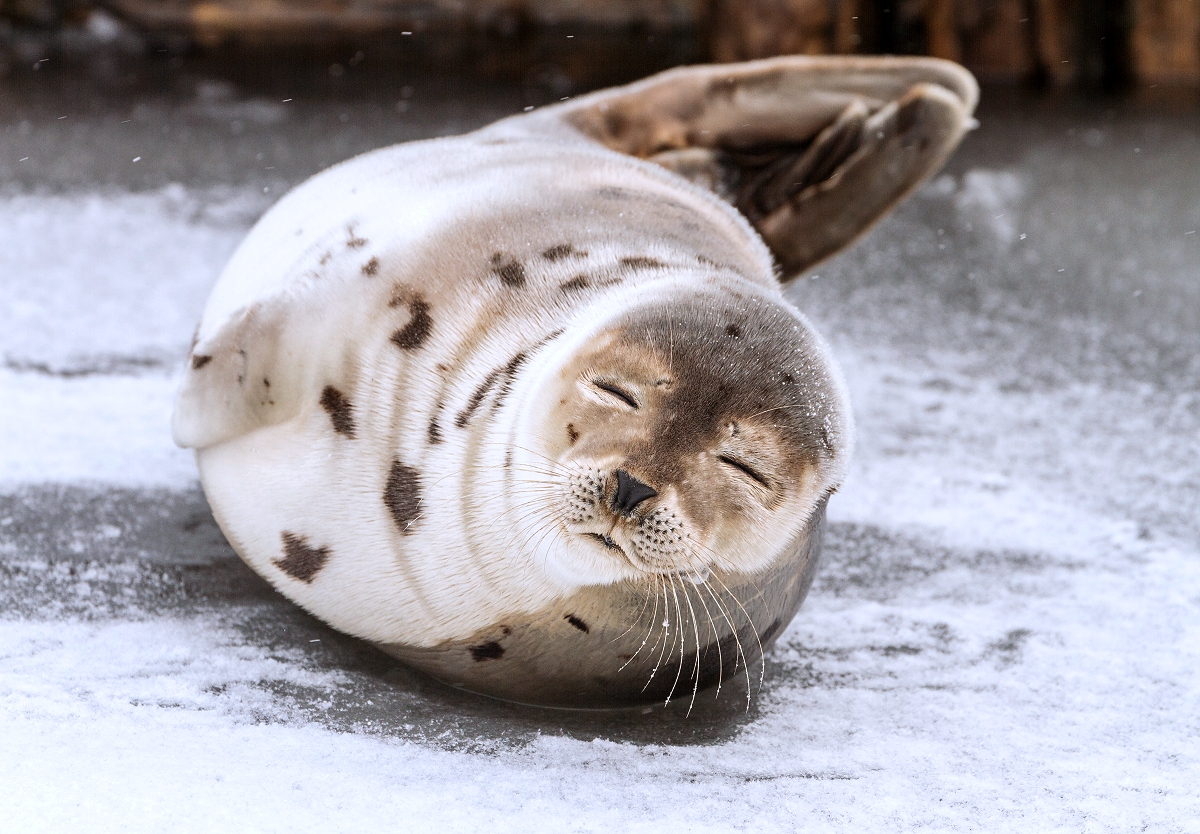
[701,578,748,702]
[609,575,656,647]
[709,572,766,709]
[618,573,664,672]
[677,576,704,715]
[642,573,675,691]
[663,572,687,706]
[690,578,724,699]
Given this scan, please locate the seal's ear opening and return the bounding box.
[549,56,978,280]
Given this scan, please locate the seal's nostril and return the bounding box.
[613,469,657,514]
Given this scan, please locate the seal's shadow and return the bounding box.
[0,486,763,747]
[242,606,765,749]
[223,541,769,748]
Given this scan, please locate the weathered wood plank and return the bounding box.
[1130,0,1200,84]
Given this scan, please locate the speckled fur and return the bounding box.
[173,56,976,706]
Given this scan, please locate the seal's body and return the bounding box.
[174,57,977,706]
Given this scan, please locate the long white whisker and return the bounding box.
[678,576,704,715]
[619,575,662,672]
[690,577,724,699]
[664,572,687,706]
[709,572,766,709]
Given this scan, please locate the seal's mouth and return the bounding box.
[583,531,624,555]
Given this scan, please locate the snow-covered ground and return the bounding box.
[2,66,1198,831]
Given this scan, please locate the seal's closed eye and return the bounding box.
[592,380,639,409]
[716,454,772,490]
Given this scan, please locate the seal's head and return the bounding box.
[509,280,853,590]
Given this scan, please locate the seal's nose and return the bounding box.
[613,469,657,515]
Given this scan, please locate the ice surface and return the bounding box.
[2,83,1199,830]
[0,187,264,488]
[0,186,265,370]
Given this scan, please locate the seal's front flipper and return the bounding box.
[746,81,971,275]
[552,56,977,280]
[172,302,307,451]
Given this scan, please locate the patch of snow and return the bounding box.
[0,369,196,488]
[953,169,1026,245]
[0,186,266,370]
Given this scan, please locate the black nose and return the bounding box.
[613,469,658,515]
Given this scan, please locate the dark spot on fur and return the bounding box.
[725,323,742,339]
[263,377,270,388]
[456,332,564,428]
[781,372,795,385]
[490,253,526,288]
[566,423,579,444]
[488,351,529,414]
[469,641,505,661]
[559,274,590,292]
[819,423,834,452]
[542,243,584,261]
[319,385,356,438]
[362,257,379,276]
[384,460,422,535]
[191,354,212,370]
[564,614,589,633]
[595,185,630,199]
[319,251,333,266]
[427,403,444,445]
[455,368,502,428]
[347,227,368,249]
[391,297,433,350]
[274,531,331,583]
[619,255,666,269]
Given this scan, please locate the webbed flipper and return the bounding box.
[549,56,978,279]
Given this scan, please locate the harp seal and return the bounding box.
[174,56,977,707]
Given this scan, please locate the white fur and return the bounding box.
[174,87,863,648]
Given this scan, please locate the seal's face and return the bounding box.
[524,290,851,585]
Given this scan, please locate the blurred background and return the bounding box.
[1,0,1197,90]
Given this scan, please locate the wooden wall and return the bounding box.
[3,0,1198,85]
[709,0,1199,86]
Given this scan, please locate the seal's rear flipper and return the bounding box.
[551,56,978,279]
[173,288,370,451]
